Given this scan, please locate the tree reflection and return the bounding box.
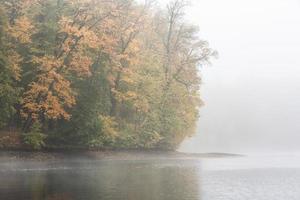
[0,160,202,200]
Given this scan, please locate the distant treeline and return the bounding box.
[0,0,215,150]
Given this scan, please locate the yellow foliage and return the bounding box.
[99,115,118,137]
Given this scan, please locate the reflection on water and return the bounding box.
[1,155,300,200]
[0,160,201,200]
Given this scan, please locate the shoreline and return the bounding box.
[0,149,243,162]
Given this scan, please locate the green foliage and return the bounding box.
[0,10,20,128]
[23,122,47,150]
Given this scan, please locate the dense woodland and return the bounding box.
[0,0,215,150]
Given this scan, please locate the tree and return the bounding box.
[0,0,216,150]
[0,7,20,128]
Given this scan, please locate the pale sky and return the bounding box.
[156,0,300,153]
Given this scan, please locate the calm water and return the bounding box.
[1,154,300,200]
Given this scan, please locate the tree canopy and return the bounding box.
[0,0,216,150]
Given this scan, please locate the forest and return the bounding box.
[0,0,215,150]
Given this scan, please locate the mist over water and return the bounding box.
[2,155,300,200]
[178,0,300,154]
[1,1,300,200]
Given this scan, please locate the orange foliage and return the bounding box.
[69,53,92,77]
[22,56,76,121]
[8,16,34,43]
[22,73,75,121]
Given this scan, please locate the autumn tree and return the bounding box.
[20,0,123,131]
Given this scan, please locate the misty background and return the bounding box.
[161,0,300,153]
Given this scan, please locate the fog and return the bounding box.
[164,0,300,153]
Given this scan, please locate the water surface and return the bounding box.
[1,154,300,200]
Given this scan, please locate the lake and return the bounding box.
[1,153,300,200]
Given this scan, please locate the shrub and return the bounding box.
[23,122,46,150]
